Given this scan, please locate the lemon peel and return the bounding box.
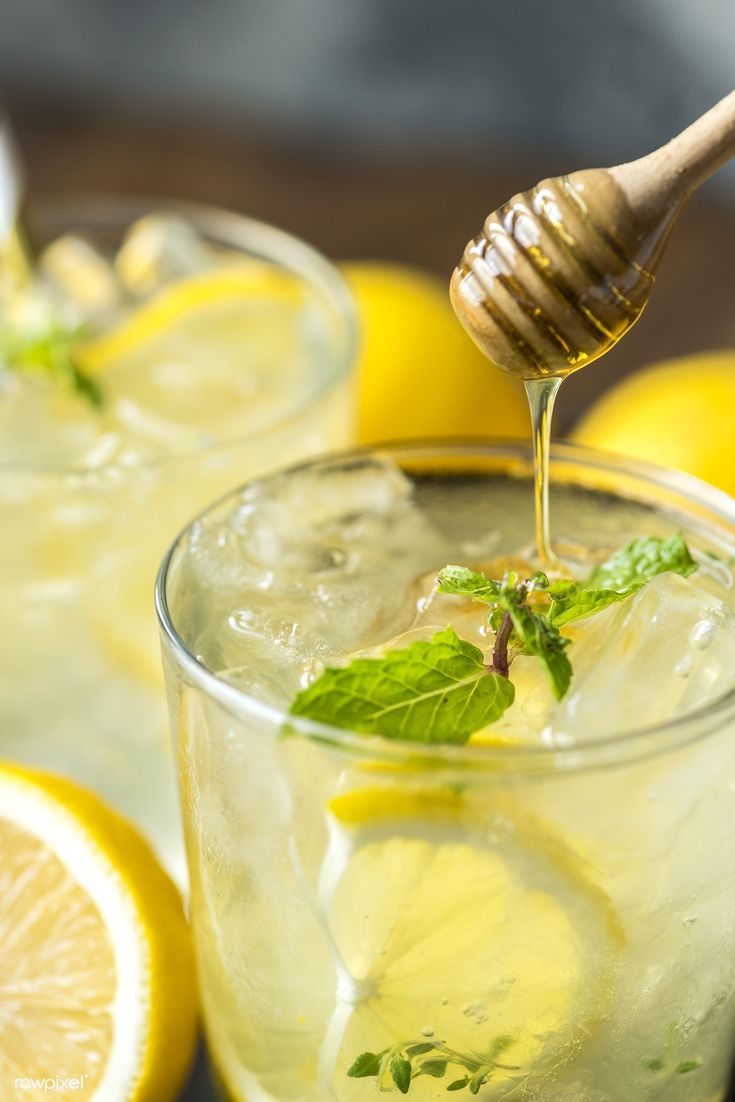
[0,762,198,1102]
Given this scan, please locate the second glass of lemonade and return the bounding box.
[158,441,735,1102]
[0,197,356,882]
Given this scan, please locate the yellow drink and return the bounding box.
[159,442,735,1100]
[0,198,356,883]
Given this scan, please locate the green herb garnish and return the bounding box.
[545,534,698,627]
[290,535,699,751]
[347,1036,518,1095]
[586,533,696,591]
[642,1021,703,1079]
[491,572,571,699]
[290,626,514,743]
[674,1060,702,1075]
[546,580,636,627]
[0,314,102,406]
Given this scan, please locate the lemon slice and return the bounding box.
[318,785,623,1098]
[79,264,301,372]
[76,263,308,449]
[0,763,198,1101]
[73,263,306,687]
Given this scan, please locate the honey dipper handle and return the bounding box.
[611,89,735,220]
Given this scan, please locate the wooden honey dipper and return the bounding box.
[449,90,735,569]
[451,89,735,381]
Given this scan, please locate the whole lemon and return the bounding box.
[343,262,528,443]
[572,351,735,495]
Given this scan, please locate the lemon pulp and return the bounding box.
[316,786,623,1098]
[0,763,198,1102]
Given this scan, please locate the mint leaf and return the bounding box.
[488,1036,513,1058]
[547,582,640,627]
[391,1055,412,1094]
[405,1044,436,1057]
[503,592,571,699]
[69,360,103,407]
[437,565,501,604]
[674,1061,701,1075]
[0,315,102,407]
[468,1069,489,1095]
[419,1060,448,1078]
[587,534,696,591]
[290,627,515,743]
[347,1051,386,1078]
[447,1078,470,1091]
[548,535,698,627]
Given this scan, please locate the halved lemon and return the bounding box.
[318,785,623,1098]
[0,763,198,1101]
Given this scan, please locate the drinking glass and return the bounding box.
[157,440,735,1101]
[0,196,356,883]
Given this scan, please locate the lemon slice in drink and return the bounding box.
[319,786,622,1098]
[80,264,301,372]
[0,763,198,1101]
[74,264,304,688]
[78,264,305,445]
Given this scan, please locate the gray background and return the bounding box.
[1,0,734,185]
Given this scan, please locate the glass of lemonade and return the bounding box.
[157,439,735,1102]
[0,196,356,883]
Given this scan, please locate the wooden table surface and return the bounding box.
[12,102,735,430]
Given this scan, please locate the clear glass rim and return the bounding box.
[155,438,735,775]
[3,192,358,477]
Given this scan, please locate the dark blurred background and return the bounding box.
[2,0,734,425]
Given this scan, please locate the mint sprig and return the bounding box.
[642,1021,703,1080]
[290,626,514,743]
[290,534,699,752]
[437,567,571,700]
[504,591,572,698]
[0,315,102,407]
[347,1036,518,1095]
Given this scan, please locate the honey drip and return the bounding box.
[452,88,735,561]
[451,167,684,566]
[524,376,561,569]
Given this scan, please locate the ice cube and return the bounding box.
[550,572,735,741]
[233,458,415,549]
[175,460,460,696]
[39,234,121,315]
[213,607,334,708]
[230,458,442,584]
[115,213,211,296]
